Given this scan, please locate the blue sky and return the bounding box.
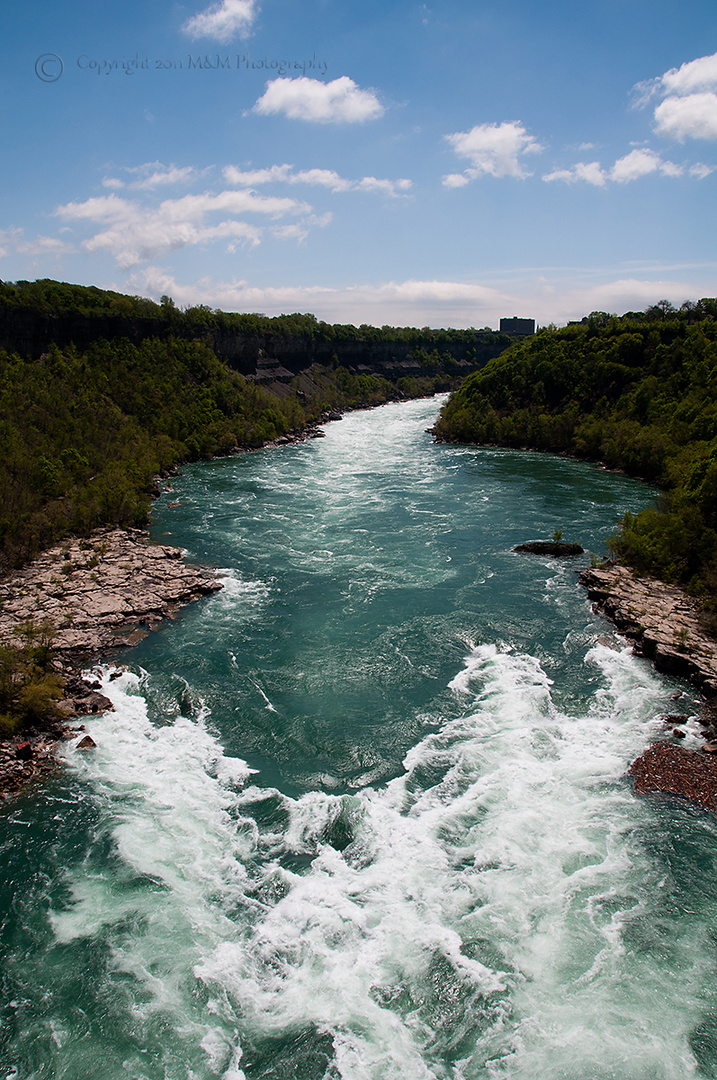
[2,0,717,327]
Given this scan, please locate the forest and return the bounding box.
[433,299,717,598]
[0,279,495,576]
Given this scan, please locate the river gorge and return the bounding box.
[2,396,717,1080]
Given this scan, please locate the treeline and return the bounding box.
[433,301,717,595]
[0,278,506,356]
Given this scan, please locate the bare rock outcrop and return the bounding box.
[581,562,717,813]
[0,527,223,662]
[0,528,224,797]
[580,563,717,696]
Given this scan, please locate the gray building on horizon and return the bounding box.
[500,317,535,336]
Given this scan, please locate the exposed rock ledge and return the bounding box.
[0,527,223,797]
[580,563,717,697]
[581,562,717,813]
[0,527,222,660]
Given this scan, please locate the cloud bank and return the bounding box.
[127,266,713,330]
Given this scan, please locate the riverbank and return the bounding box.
[0,526,223,797]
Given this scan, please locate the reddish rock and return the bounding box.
[629,741,717,811]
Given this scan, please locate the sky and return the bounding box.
[2,0,717,328]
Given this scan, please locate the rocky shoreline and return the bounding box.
[580,561,717,812]
[580,563,717,697]
[0,527,223,798]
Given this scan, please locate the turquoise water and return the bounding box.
[3,396,717,1079]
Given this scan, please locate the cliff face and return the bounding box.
[0,306,509,382]
[0,307,168,359]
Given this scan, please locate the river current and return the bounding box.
[2,396,717,1079]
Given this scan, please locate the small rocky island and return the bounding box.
[514,540,584,556]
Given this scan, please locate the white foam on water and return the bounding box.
[212,571,271,619]
[190,644,710,1078]
[51,639,714,1080]
[55,668,258,1077]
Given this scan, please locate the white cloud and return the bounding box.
[442,173,470,188]
[54,188,313,267]
[182,0,257,42]
[290,168,354,193]
[610,148,682,182]
[443,121,543,182]
[690,162,714,178]
[0,227,75,261]
[129,164,205,190]
[252,76,384,124]
[543,161,606,187]
[654,92,717,141]
[223,163,411,196]
[0,227,23,259]
[356,176,412,196]
[661,53,717,96]
[633,52,717,143]
[16,236,76,256]
[102,163,208,191]
[271,223,310,244]
[543,150,687,186]
[222,164,293,186]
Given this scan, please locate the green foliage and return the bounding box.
[434,304,717,594]
[0,619,64,735]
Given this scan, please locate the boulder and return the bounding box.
[514,540,584,556]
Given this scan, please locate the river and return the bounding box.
[2,396,717,1079]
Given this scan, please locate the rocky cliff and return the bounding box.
[0,303,510,383]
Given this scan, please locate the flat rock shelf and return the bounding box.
[0,527,223,660]
[580,563,717,696]
[0,527,223,796]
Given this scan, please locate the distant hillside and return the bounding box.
[0,278,512,571]
[433,300,717,597]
